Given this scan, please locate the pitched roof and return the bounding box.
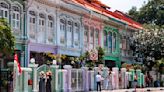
[73,0,143,30]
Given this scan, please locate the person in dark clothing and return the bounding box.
[39,71,46,92]
[9,72,13,92]
[46,71,52,92]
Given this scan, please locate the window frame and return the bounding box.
[94,29,99,47]
[47,15,54,43]
[74,22,80,47]
[0,2,9,20]
[112,32,117,52]
[29,10,36,39]
[12,6,20,29]
[66,20,73,47]
[60,18,66,45]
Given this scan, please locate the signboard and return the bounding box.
[89,49,98,60]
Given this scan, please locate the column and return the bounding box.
[13,61,19,92]
[28,61,38,92]
[93,67,99,90]
[21,68,32,92]
[141,73,145,87]
[50,64,59,92]
[121,68,126,89]
[136,69,141,87]
[56,69,64,91]
[112,67,119,89]
[111,71,115,89]
[82,67,89,92]
[102,67,109,89]
[130,69,135,81]
[62,70,68,92]
[125,72,129,88]
[63,65,72,92]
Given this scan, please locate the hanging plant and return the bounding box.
[44,52,56,60]
[75,57,79,63]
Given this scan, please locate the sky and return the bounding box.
[100,0,148,13]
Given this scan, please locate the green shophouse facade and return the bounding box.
[102,23,140,68]
[0,0,28,67]
[103,25,121,68]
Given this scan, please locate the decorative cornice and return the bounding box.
[35,0,56,8]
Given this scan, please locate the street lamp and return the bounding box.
[30,58,35,64]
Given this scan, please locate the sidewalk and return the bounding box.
[90,87,164,92]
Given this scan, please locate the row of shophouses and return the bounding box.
[0,0,143,68]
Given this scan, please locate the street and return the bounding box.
[90,87,164,92]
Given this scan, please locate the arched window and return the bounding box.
[12,6,20,29]
[90,27,94,49]
[84,25,89,49]
[112,32,117,52]
[67,20,73,47]
[38,13,45,43]
[108,31,112,53]
[94,29,99,47]
[60,18,66,44]
[29,11,36,40]
[47,15,54,43]
[74,22,80,47]
[0,2,9,19]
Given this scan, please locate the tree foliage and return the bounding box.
[130,24,164,69]
[128,0,164,26]
[0,18,15,55]
[97,46,105,64]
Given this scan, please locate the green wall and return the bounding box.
[103,25,121,67]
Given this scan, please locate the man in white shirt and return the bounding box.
[96,72,102,91]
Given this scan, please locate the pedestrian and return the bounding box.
[134,72,138,92]
[96,72,102,91]
[104,73,109,90]
[108,71,112,90]
[39,71,46,92]
[9,72,13,92]
[46,71,52,92]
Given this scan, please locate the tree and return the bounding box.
[127,6,139,22]
[128,0,164,26]
[0,18,15,56]
[130,24,164,70]
[97,46,105,64]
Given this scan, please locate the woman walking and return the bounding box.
[39,71,46,92]
[108,72,112,90]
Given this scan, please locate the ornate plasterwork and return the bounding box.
[27,0,56,44]
[0,0,23,38]
[83,17,102,30]
[35,0,56,8]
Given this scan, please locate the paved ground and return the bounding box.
[90,87,164,92]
